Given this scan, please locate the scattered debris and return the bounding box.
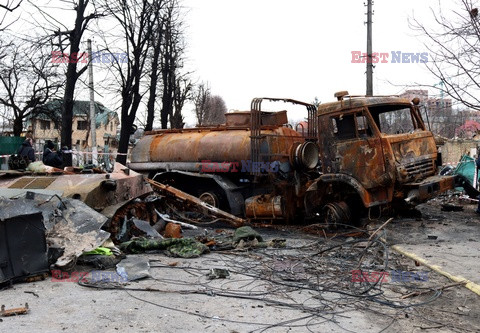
[23,291,39,298]
[164,223,182,239]
[0,303,29,317]
[116,257,151,281]
[155,210,198,230]
[207,268,230,280]
[441,203,464,211]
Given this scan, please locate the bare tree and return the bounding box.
[171,75,192,128]
[193,82,210,126]
[0,41,61,136]
[27,0,103,165]
[144,0,166,132]
[100,0,160,165]
[159,0,188,129]
[193,83,227,126]
[411,0,480,110]
[0,0,22,31]
[204,95,227,126]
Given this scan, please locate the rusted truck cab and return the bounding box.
[305,91,455,224]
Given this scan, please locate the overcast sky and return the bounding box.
[182,0,443,118]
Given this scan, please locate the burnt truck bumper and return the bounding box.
[402,175,456,203]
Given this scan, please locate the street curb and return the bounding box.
[389,243,480,297]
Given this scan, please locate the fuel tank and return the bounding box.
[130,118,318,173]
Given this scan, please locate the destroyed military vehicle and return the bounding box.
[129,92,458,225]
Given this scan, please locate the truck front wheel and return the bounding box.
[322,201,351,228]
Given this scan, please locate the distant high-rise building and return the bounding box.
[400,89,454,137]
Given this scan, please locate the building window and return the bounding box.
[39,120,50,130]
[110,122,113,132]
[54,122,59,129]
[77,120,88,130]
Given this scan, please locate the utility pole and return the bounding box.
[87,39,98,165]
[366,0,373,96]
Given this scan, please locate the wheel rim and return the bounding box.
[322,201,351,227]
[199,191,220,207]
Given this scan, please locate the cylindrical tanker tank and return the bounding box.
[129,126,318,173]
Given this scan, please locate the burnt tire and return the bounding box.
[321,201,352,228]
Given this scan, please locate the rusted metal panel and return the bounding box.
[225,111,288,127]
[317,96,411,115]
[1,304,29,317]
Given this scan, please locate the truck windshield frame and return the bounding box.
[368,104,425,135]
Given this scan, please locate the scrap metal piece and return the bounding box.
[0,198,49,284]
[0,303,29,317]
[245,194,284,219]
[146,178,245,228]
[207,268,230,280]
[47,198,110,268]
[116,256,151,281]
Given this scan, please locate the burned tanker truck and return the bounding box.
[129,93,459,225]
[129,98,320,223]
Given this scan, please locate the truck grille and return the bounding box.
[403,159,435,181]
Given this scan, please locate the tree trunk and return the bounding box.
[13,116,23,137]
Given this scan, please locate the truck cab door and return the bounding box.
[324,109,390,190]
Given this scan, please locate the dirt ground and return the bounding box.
[1,198,480,333]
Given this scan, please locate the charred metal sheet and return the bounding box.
[317,96,411,115]
[0,198,49,284]
[107,196,161,243]
[402,175,456,203]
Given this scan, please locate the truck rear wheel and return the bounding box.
[199,191,220,208]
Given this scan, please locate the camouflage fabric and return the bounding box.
[119,238,210,258]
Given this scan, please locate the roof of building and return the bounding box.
[31,100,118,128]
